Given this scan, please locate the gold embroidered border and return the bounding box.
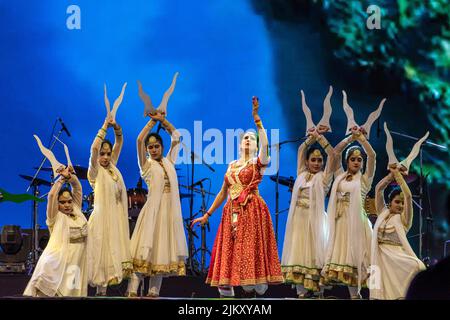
[107,262,134,286]
[132,259,186,276]
[282,270,323,292]
[321,264,367,287]
[206,275,284,287]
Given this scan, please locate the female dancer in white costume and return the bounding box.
[322,91,385,298]
[369,123,427,299]
[126,74,187,297]
[281,87,334,298]
[87,83,132,296]
[24,136,88,297]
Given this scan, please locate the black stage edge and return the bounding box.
[1,273,367,299]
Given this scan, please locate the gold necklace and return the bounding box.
[106,167,119,182]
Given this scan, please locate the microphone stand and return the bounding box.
[270,136,306,243]
[26,123,68,273]
[390,130,447,261]
[196,181,211,275]
[178,140,215,276]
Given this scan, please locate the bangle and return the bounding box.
[323,143,330,149]
[100,128,107,133]
[206,211,212,217]
[97,130,106,139]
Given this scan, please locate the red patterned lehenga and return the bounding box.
[206,157,283,290]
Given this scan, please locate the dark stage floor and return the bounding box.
[0,274,368,299]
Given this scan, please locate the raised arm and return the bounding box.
[137,119,157,170]
[88,119,108,182]
[374,172,394,214]
[46,178,65,225]
[252,97,270,166]
[161,118,181,164]
[354,131,376,181]
[393,169,413,231]
[191,180,229,227]
[67,170,83,209]
[316,132,335,188]
[333,135,354,175]
[111,120,123,165]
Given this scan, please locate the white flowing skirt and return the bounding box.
[371,244,425,299]
[130,192,187,276]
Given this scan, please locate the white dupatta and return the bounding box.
[323,171,372,294]
[282,171,329,268]
[369,208,425,298]
[87,164,131,286]
[136,156,187,258]
[24,206,86,296]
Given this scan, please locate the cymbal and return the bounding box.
[19,175,52,187]
[269,175,295,188]
[36,165,89,180]
[389,173,418,186]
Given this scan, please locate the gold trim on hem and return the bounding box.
[321,264,367,287]
[282,266,323,292]
[206,275,284,287]
[132,259,186,277]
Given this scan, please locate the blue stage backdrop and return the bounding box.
[1,1,448,262]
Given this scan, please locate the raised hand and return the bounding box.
[149,111,166,122]
[359,126,368,136]
[309,128,320,139]
[59,166,72,181]
[317,125,330,134]
[350,126,360,137]
[252,96,259,115]
[107,117,120,130]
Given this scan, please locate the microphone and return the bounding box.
[58,117,71,137]
[191,178,208,187]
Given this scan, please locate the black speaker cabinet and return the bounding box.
[0,228,49,263]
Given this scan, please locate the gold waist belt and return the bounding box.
[378,239,402,246]
[70,237,86,244]
[296,198,310,209]
[337,193,350,203]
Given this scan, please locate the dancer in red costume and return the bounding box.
[191,97,282,298]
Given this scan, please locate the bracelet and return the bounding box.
[323,143,330,149]
[97,131,106,139]
[96,134,105,140]
[100,128,107,133]
[206,211,212,217]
